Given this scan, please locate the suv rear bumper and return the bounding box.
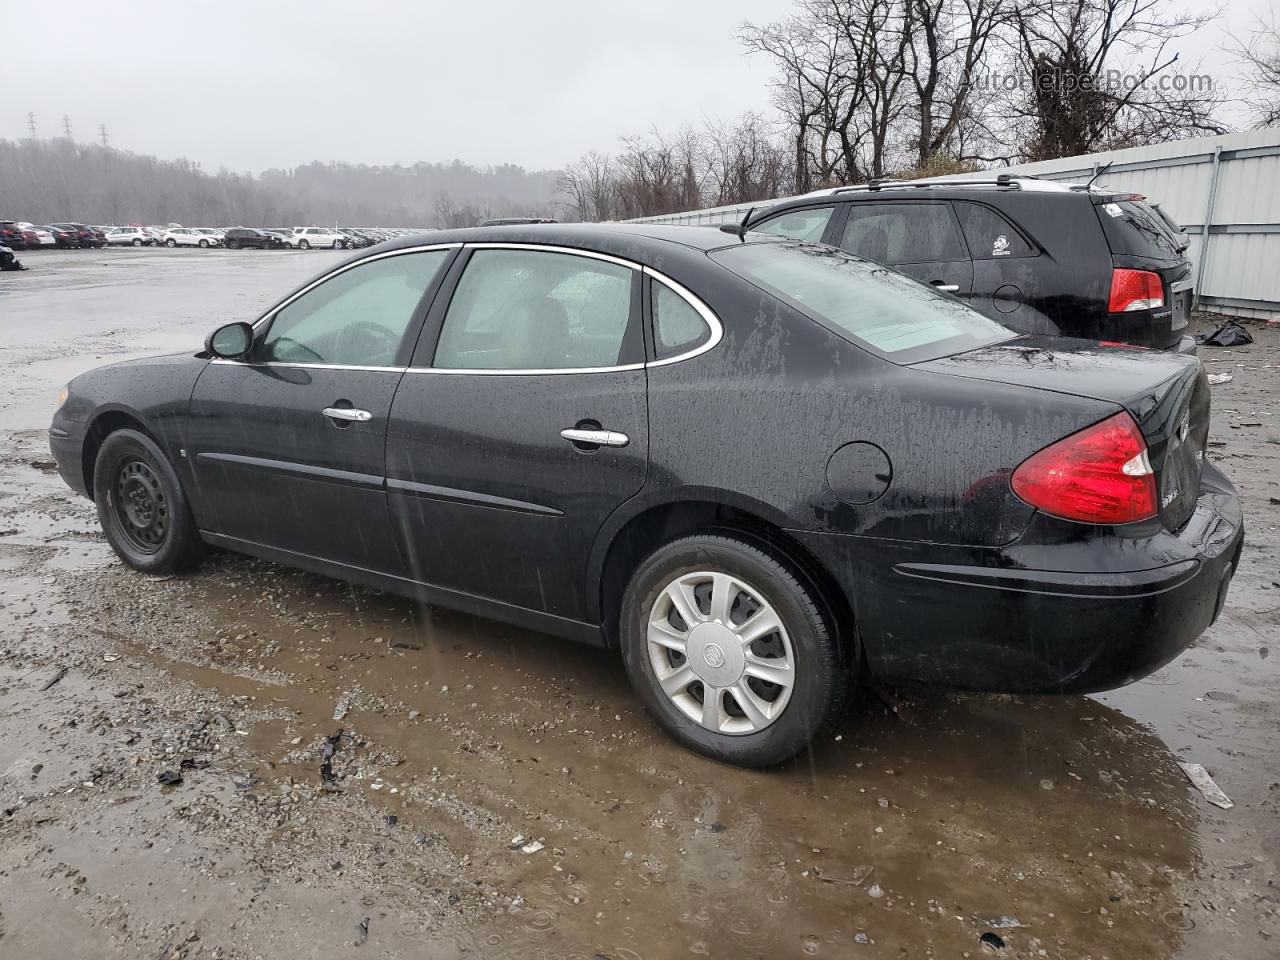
[793,462,1243,694]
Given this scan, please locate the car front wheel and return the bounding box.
[165,238,177,247]
[298,239,311,250]
[93,429,205,574]
[620,534,849,767]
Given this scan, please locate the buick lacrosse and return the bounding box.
[49,224,1243,766]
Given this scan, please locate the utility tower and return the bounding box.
[62,115,73,139]
[100,125,110,148]
[27,112,37,139]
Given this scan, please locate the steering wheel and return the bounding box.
[269,336,326,363]
[338,321,402,366]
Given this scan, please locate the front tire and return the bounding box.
[165,238,177,247]
[620,534,849,767]
[198,238,209,248]
[93,429,205,575]
[299,239,311,250]
[132,238,143,246]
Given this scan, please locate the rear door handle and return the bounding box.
[323,407,372,423]
[560,428,629,448]
[931,282,960,293]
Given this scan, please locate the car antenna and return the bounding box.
[1086,161,1114,191]
[719,206,756,241]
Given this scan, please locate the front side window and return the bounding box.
[753,206,834,242]
[840,202,966,265]
[712,242,1012,363]
[434,249,634,370]
[652,280,711,359]
[260,250,449,367]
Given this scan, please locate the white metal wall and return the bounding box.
[628,128,1280,320]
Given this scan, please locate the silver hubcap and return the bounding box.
[647,571,795,735]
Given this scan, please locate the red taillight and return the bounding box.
[1108,269,1165,313]
[1011,412,1157,524]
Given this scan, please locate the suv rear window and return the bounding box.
[1095,199,1183,259]
[712,242,1012,363]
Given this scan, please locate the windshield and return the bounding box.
[712,241,1014,363]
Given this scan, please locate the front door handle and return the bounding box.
[931,282,960,293]
[560,428,629,448]
[323,406,372,423]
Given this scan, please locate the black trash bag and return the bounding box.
[1196,320,1253,347]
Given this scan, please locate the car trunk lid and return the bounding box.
[916,336,1208,530]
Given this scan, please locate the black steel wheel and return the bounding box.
[93,429,205,574]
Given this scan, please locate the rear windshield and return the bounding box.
[712,241,1013,363]
[1095,198,1183,259]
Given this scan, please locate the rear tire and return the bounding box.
[93,429,205,575]
[620,534,849,767]
[131,238,143,246]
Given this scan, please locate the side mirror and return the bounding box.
[205,321,254,359]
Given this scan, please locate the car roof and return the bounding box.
[375,222,747,259]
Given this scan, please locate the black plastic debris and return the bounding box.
[980,931,1006,951]
[157,770,183,786]
[354,917,369,947]
[179,758,209,771]
[319,730,343,790]
[39,666,69,691]
[385,814,398,826]
[1196,320,1253,347]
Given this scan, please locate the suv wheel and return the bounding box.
[198,238,209,248]
[93,429,205,574]
[620,534,849,767]
[165,238,177,247]
[131,238,143,246]
[299,239,311,250]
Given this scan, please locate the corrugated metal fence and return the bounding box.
[627,128,1280,321]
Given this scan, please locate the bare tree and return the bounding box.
[1007,0,1227,161]
[1230,15,1280,128]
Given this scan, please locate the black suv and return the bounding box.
[746,176,1195,352]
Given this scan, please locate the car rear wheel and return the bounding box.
[132,238,142,246]
[620,534,849,767]
[93,429,205,575]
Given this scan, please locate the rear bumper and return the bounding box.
[794,462,1244,694]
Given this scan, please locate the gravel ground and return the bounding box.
[0,248,1276,959]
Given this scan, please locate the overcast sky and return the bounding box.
[9,0,1270,174]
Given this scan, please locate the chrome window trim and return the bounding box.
[213,242,724,376]
[209,359,407,373]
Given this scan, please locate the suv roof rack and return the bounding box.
[831,173,1047,195]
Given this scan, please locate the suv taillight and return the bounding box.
[1011,412,1157,524]
[1109,268,1165,312]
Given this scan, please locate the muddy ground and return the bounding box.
[0,247,1276,959]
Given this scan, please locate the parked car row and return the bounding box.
[0,220,416,252]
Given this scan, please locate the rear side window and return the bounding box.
[840,202,965,264]
[753,206,834,242]
[712,242,1011,363]
[652,280,710,359]
[1096,199,1182,259]
[434,249,635,370]
[953,202,1035,259]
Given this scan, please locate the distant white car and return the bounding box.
[26,226,57,247]
[160,227,216,248]
[193,228,225,245]
[288,227,349,250]
[106,227,156,247]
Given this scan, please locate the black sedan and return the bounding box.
[223,227,282,250]
[48,224,1243,766]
